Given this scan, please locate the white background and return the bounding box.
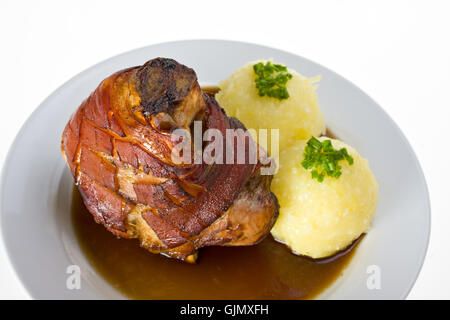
[0,0,449,299]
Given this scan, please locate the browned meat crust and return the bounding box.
[61,58,279,262]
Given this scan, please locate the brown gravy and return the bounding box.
[72,187,360,300]
[71,85,360,300]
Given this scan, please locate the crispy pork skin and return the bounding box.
[61,58,278,262]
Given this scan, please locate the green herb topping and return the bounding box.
[253,61,293,100]
[301,137,354,182]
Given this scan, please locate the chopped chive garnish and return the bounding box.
[253,61,293,100]
[301,137,354,182]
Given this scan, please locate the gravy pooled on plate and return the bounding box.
[72,185,359,299]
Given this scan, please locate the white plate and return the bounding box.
[0,40,430,299]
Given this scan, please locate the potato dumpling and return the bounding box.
[215,60,325,152]
[270,138,378,259]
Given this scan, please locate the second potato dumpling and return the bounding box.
[271,138,378,259]
[215,60,325,152]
